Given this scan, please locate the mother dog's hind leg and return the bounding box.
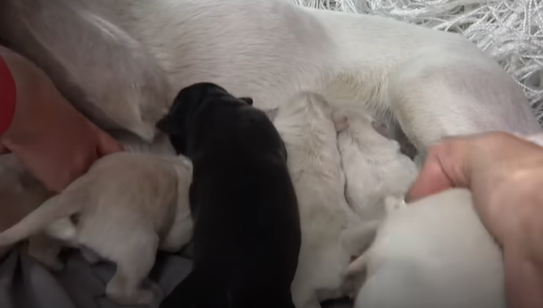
[387,49,541,155]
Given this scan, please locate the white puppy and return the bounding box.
[271,92,377,308]
[335,109,418,221]
[0,152,193,305]
[0,0,539,149]
[348,188,505,308]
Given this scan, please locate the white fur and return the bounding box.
[348,189,505,308]
[514,132,543,148]
[335,109,418,221]
[272,92,377,308]
[108,129,176,155]
[0,153,193,305]
[0,0,539,148]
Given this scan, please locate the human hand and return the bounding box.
[407,131,543,308]
[407,132,543,246]
[0,46,123,193]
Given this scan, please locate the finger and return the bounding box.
[407,137,473,203]
[406,148,453,202]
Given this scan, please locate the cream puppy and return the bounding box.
[335,109,418,221]
[272,93,377,308]
[348,189,505,308]
[0,0,539,149]
[0,132,175,269]
[0,152,193,305]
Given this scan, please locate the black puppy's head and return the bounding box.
[156,82,253,154]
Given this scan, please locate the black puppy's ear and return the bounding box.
[239,97,254,106]
[156,116,178,134]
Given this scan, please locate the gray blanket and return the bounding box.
[0,250,191,308]
[0,249,351,308]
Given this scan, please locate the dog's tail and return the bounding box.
[0,191,83,247]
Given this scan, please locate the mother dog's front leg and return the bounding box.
[387,49,541,154]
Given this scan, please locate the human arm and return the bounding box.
[0,45,123,193]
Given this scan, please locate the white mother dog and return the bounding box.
[0,0,539,150]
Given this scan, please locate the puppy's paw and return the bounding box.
[384,196,406,213]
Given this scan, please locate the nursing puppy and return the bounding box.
[348,189,505,308]
[157,82,301,308]
[335,109,418,221]
[1,0,540,151]
[0,152,193,305]
[271,92,375,308]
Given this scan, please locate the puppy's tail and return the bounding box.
[0,191,82,247]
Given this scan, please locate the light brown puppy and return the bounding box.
[0,152,193,305]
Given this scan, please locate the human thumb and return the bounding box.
[406,149,453,202]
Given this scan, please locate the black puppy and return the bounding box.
[157,82,301,308]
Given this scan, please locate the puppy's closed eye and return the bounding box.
[239,97,254,106]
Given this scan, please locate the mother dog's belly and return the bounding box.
[113,0,471,109]
[121,0,540,140]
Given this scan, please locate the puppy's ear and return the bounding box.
[263,107,279,122]
[332,110,349,133]
[239,97,254,106]
[156,116,178,134]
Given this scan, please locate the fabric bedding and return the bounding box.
[0,249,351,308]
